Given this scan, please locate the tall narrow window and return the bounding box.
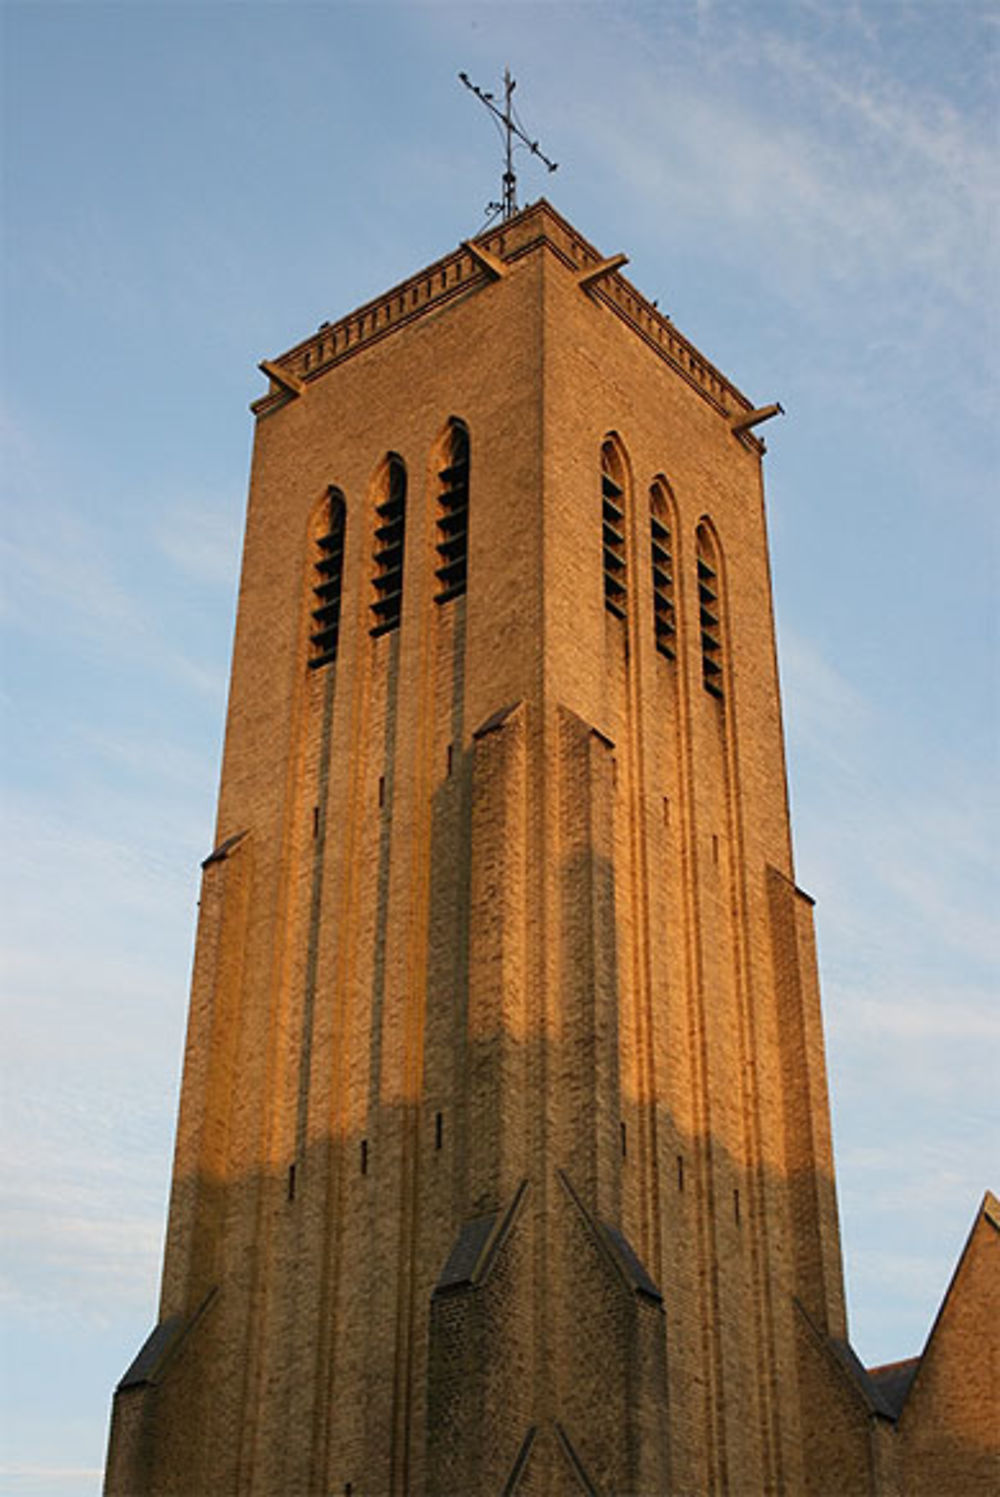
[602,440,626,618]
[649,480,676,659]
[697,523,724,699]
[309,488,346,669]
[370,455,407,637]
[435,420,469,604]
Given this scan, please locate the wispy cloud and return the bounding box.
[1,402,234,699]
[0,784,196,1335]
[0,797,204,927]
[1,976,177,1328]
[840,989,1000,1043]
[778,631,871,774]
[1,526,226,708]
[1,503,140,639]
[73,724,213,793]
[1,509,226,692]
[777,616,999,1360]
[0,1071,172,1328]
[0,1207,163,1325]
[623,61,991,310]
[0,1470,104,1488]
[515,0,998,390]
[152,492,243,587]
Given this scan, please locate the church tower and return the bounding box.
[106,201,882,1495]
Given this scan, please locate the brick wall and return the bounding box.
[107,202,908,1496]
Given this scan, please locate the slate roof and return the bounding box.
[866,1358,920,1420]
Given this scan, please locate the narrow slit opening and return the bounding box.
[434,421,469,604]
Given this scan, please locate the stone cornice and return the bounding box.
[252,200,761,446]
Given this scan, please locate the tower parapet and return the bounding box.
[254,200,759,432]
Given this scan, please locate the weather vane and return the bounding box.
[459,66,558,223]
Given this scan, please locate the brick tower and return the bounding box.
[105,202,908,1495]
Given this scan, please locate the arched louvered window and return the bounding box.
[435,420,469,604]
[309,488,346,669]
[370,455,407,637]
[649,481,676,660]
[696,523,724,698]
[602,439,627,618]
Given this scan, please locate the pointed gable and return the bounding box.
[892,1191,1000,1494]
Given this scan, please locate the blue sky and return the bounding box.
[1,2,997,1492]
